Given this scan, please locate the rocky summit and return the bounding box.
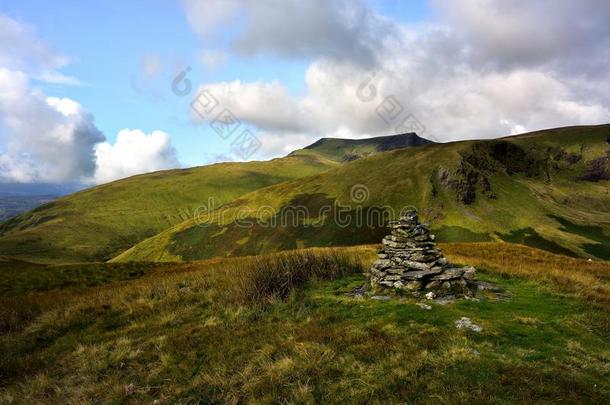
[369,209,476,297]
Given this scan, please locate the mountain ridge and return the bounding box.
[114,124,610,262]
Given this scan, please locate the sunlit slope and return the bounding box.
[115,124,610,262]
[0,155,337,263]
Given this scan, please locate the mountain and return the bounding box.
[0,195,59,221]
[0,134,424,263]
[114,124,610,262]
[0,182,78,197]
[293,132,434,162]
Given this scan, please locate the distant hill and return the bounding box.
[2,125,609,264]
[0,195,58,221]
[115,124,610,262]
[0,155,337,263]
[293,132,434,162]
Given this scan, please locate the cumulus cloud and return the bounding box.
[181,0,393,67]
[0,14,181,185]
[432,0,610,75]
[0,71,180,184]
[187,0,610,154]
[92,129,179,184]
[0,73,181,184]
[0,68,104,183]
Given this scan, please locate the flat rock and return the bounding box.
[400,260,433,271]
[455,317,482,332]
[402,269,443,280]
[431,268,465,280]
[370,295,391,301]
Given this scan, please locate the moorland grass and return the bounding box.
[1,243,609,403]
[0,155,336,263]
[117,125,610,263]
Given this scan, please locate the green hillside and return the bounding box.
[0,155,337,263]
[0,133,434,264]
[115,124,610,262]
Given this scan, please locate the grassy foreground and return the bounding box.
[1,243,609,403]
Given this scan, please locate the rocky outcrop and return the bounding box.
[369,209,476,297]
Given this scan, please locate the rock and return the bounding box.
[425,291,436,300]
[386,267,405,275]
[401,260,433,270]
[455,317,482,332]
[431,268,465,280]
[405,281,422,291]
[346,285,366,299]
[372,259,392,268]
[434,295,456,305]
[369,208,476,297]
[463,266,476,280]
[371,295,391,301]
[402,269,443,280]
[417,302,432,310]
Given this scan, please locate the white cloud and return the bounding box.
[186,0,610,153]
[0,14,182,186]
[0,68,104,183]
[432,0,610,75]
[92,129,180,184]
[0,71,180,185]
[181,0,393,67]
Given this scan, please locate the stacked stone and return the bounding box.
[369,209,475,296]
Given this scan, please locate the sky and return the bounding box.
[0,0,609,188]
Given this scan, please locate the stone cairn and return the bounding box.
[369,209,476,297]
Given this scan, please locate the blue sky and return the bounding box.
[1,0,434,167]
[0,0,608,186]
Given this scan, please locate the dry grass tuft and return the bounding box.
[440,242,610,305]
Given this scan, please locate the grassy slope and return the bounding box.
[116,124,610,262]
[1,243,609,403]
[0,155,337,263]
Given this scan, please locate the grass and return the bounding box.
[117,124,610,263]
[440,242,610,305]
[0,154,337,263]
[3,124,610,265]
[1,243,609,403]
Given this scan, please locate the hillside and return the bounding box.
[2,243,609,403]
[115,124,610,262]
[293,132,434,162]
[0,134,431,264]
[0,155,336,263]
